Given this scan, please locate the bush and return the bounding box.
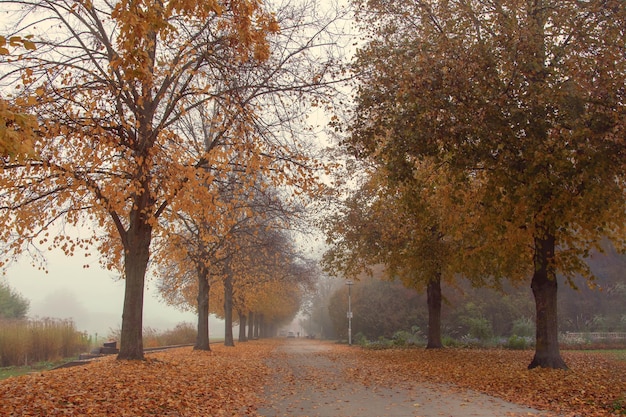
[511,317,535,338]
[0,283,29,319]
[160,322,197,346]
[392,330,413,346]
[353,328,426,349]
[505,334,530,350]
[467,317,493,340]
[391,329,425,347]
[354,332,368,346]
[442,336,462,347]
[364,337,394,350]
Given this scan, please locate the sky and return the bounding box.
[3,248,225,339]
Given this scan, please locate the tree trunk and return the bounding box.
[253,313,260,339]
[224,272,234,347]
[529,231,568,369]
[238,311,248,342]
[426,274,443,349]
[195,266,211,351]
[248,311,255,340]
[258,313,265,338]
[117,204,152,360]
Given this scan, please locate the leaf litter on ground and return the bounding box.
[0,340,624,416]
[339,346,626,417]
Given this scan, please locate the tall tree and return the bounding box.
[211,225,315,345]
[349,0,626,368]
[0,281,29,319]
[0,0,280,360]
[322,161,505,348]
[154,0,345,350]
[300,272,341,339]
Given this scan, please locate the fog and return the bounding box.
[3,248,225,338]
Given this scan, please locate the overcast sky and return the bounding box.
[3,248,225,339]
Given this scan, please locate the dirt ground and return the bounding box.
[258,339,555,417]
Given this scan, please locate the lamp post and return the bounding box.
[346,280,353,345]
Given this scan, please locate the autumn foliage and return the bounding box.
[0,342,275,416]
[335,0,626,369]
[0,0,330,361]
[0,340,624,416]
[346,347,626,417]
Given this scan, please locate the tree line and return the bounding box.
[2,0,625,372]
[321,0,625,370]
[315,251,626,345]
[0,0,347,359]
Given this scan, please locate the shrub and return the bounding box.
[0,283,29,319]
[160,322,196,346]
[391,329,425,347]
[442,336,462,347]
[511,317,535,338]
[364,336,394,350]
[392,330,413,346]
[467,317,493,340]
[505,334,529,350]
[354,332,368,346]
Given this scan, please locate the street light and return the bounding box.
[346,280,353,345]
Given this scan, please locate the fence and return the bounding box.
[560,332,626,344]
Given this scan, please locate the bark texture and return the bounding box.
[426,275,443,349]
[238,312,248,342]
[529,232,568,369]
[117,207,152,360]
[195,268,211,351]
[224,273,234,347]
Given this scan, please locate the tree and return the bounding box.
[328,272,423,340]
[158,175,315,348]
[322,158,514,348]
[0,0,282,360]
[153,0,344,350]
[322,167,448,347]
[349,0,626,368]
[300,272,342,339]
[211,226,314,345]
[0,281,29,319]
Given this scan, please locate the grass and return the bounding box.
[0,323,219,380]
[576,349,626,363]
[0,317,90,368]
[0,358,74,380]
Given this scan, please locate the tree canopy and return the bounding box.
[0,281,29,319]
[345,0,626,368]
[0,35,38,161]
[0,0,335,359]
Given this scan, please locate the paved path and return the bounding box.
[258,339,554,417]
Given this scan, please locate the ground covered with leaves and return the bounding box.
[0,339,624,416]
[344,347,626,417]
[0,342,274,416]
